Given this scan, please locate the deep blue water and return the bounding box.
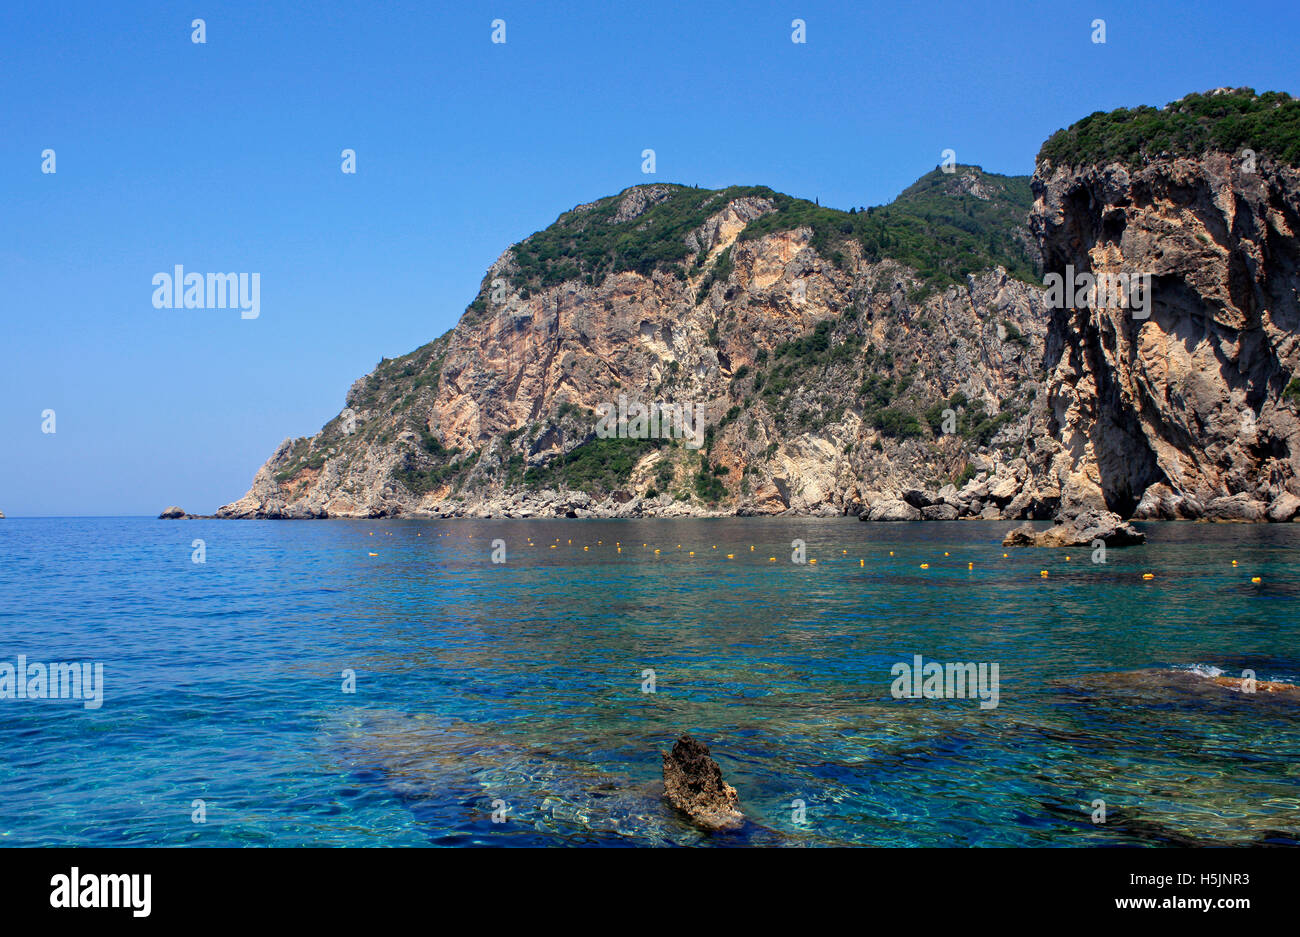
[0,516,1297,847]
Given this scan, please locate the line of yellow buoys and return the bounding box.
[355,532,1263,584]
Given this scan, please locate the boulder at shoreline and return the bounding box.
[1003,510,1146,548]
[662,735,743,832]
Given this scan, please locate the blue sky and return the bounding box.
[2,0,1297,516]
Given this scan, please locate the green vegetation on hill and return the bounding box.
[1038,89,1300,169]
[922,392,1021,446]
[392,427,476,494]
[739,167,1038,292]
[523,436,664,496]
[505,184,776,293]
[489,166,1039,304]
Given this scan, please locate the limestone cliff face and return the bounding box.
[1026,153,1300,521]
[215,102,1300,523]
[219,172,1050,519]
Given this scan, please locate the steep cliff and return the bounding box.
[218,168,1050,518]
[1024,89,1300,521]
[218,89,1300,522]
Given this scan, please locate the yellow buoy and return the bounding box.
[889,551,894,556]
[368,552,377,556]
[920,563,929,569]
[809,559,817,565]
[1232,560,1238,567]
[726,554,734,559]
[769,557,776,562]
[689,551,695,556]
[1251,576,1262,584]
[1003,553,1009,558]
[1142,573,1154,580]
[968,562,973,569]
[654,549,660,554]
[584,546,588,551]
[1065,555,1070,561]
[944,552,949,556]
[1040,570,1048,577]
[750,546,754,551]
[859,559,864,567]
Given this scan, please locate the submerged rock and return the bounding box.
[1002,510,1145,548]
[661,735,743,832]
[1059,667,1300,703]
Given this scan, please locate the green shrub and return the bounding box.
[874,408,922,439]
[1038,89,1300,169]
[523,437,661,496]
[739,167,1039,293]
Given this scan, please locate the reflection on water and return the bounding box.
[0,516,1296,846]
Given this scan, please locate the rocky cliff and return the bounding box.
[219,168,1050,519]
[1023,89,1300,521]
[217,89,1300,521]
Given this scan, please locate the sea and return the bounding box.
[0,516,1296,847]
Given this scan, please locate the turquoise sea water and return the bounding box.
[0,516,1296,847]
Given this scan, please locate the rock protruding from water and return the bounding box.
[1002,510,1146,548]
[863,499,922,522]
[662,735,743,832]
[159,506,187,519]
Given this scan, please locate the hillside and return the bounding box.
[217,90,1300,523]
[220,165,1048,519]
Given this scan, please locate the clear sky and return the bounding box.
[2,0,1297,516]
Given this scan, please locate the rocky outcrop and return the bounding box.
[1026,142,1300,522]
[219,173,1048,520]
[214,92,1300,525]
[864,499,922,522]
[1002,510,1146,547]
[661,735,743,832]
[158,506,214,519]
